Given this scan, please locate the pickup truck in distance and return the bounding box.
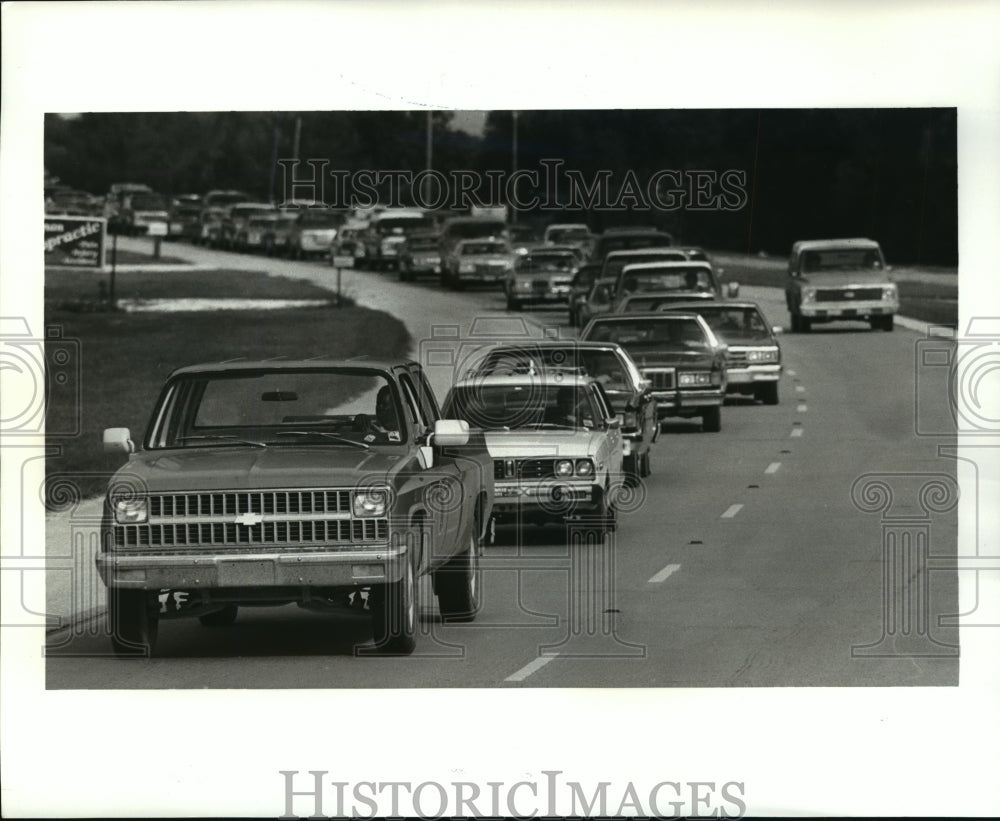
[785,238,899,332]
[98,359,494,656]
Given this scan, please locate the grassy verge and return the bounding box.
[105,248,188,265]
[44,273,410,502]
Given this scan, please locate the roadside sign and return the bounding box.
[146,221,168,237]
[44,215,107,269]
[332,255,355,268]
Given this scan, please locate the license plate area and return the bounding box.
[218,560,275,586]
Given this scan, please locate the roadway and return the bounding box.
[46,238,959,688]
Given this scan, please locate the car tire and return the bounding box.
[800,315,812,333]
[435,527,482,623]
[701,406,722,432]
[640,449,651,478]
[371,549,417,655]
[108,588,159,657]
[198,604,238,627]
[624,454,640,486]
[755,382,779,406]
[506,294,521,311]
[603,480,619,533]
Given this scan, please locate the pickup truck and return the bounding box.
[98,359,494,656]
[785,238,898,332]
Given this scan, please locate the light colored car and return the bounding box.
[221,202,276,250]
[658,301,783,405]
[288,208,342,259]
[444,238,515,289]
[466,340,659,481]
[441,372,624,530]
[504,248,578,310]
[785,238,898,332]
[612,260,721,311]
[581,312,728,432]
[364,208,434,270]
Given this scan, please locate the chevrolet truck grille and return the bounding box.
[494,458,562,480]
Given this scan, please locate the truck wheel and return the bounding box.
[198,604,238,627]
[702,406,722,432]
[624,454,640,486]
[371,551,417,654]
[602,480,619,533]
[755,382,779,406]
[640,449,652,478]
[436,528,482,622]
[108,589,159,657]
[871,315,894,332]
[800,316,812,333]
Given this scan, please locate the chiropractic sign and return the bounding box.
[44,216,107,268]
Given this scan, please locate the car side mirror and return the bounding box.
[726,281,740,298]
[103,427,135,454]
[772,326,783,335]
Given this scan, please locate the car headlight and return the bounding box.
[679,371,712,386]
[516,279,532,291]
[801,288,816,304]
[555,459,575,477]
[747,349,779,363]
[459,262,475,273]
[575,459,594,477]
[883,284,898,300]
[353,489,388,517]
[114,498,148,524]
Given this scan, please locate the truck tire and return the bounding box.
[108,588,159,657]
[702,406,722,432]
[198,604,238,627]
[435,528,482,622]
[755,382,779,406]
[371,550,417,654]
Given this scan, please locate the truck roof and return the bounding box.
[791,238,881,252]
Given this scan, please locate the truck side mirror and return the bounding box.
[726,281,740,298]
[103,427,134,454]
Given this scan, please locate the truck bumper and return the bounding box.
[491,480,600,515]
[800,301,897,319]
[96,543,409,590]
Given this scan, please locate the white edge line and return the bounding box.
[721,504,743,519]
[648,563,681,584]
[505,652,559,682]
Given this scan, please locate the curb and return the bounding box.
[45,604,105,637]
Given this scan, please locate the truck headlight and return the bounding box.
[114,499,148,524]
[353,489,388,517]
[883,284,898,300]
[801,288,816,304]
[555,459,574,477]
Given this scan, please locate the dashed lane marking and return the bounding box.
[791,428,803,438]
[505,653,559,682]
[648,563,681,584]
[795,385,806,393]
[797,403,808,412]
[765,462,781,474]
[721,504,743,519]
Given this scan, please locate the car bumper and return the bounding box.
[726,365,781,385]
[800,300,897,319]
[458,272,508,283]
[96,543,408,590]
[651,388,725,415]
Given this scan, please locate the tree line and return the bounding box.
[45,108,956,264]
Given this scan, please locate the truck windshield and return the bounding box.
[148,370,407,448]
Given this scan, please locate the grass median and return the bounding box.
[44,269,410,502]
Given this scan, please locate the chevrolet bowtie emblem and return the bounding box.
[844,290,855,298]
[234,512,264,527]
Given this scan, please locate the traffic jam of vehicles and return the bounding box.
[61,184,905,656]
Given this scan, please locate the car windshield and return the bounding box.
[519,253,575,271]
[474,348,632,390]
[378,217,432,233]
[605,252,686,278]
[599,234,673,256]
[802,248,884,271]
[446,384,597,430]
[449,221,507,239]
[131,194,170,210]
[585,318,709,349]
[620,267,714,294]
[148,370,406,448]
[408,236,439,250]
[548,227,589,242]
[690,307,771,341]
[462,242,507,255]
[297,211,340,227]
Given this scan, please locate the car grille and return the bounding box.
[816,287,883,302]
[640,368,676,390]
[114,489,388,550]
[494,459,562,480]
[475,263,505,273]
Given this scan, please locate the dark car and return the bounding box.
[590,228,675,265]
[465,340,658,480]
[580,312,728,432]
[567,263,604,327]
[397,231,442,281]
[656,301,783,405]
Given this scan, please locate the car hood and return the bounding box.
[482,429,601,458]
[459,255,510,264]
[118,446,411,493]
[799,270,892,286]
[626,348,717,368]
[516,270,573,281]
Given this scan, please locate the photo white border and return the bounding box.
[2,1,998,816]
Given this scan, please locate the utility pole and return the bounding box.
[511,111,519,225]
[425,110,433,207]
